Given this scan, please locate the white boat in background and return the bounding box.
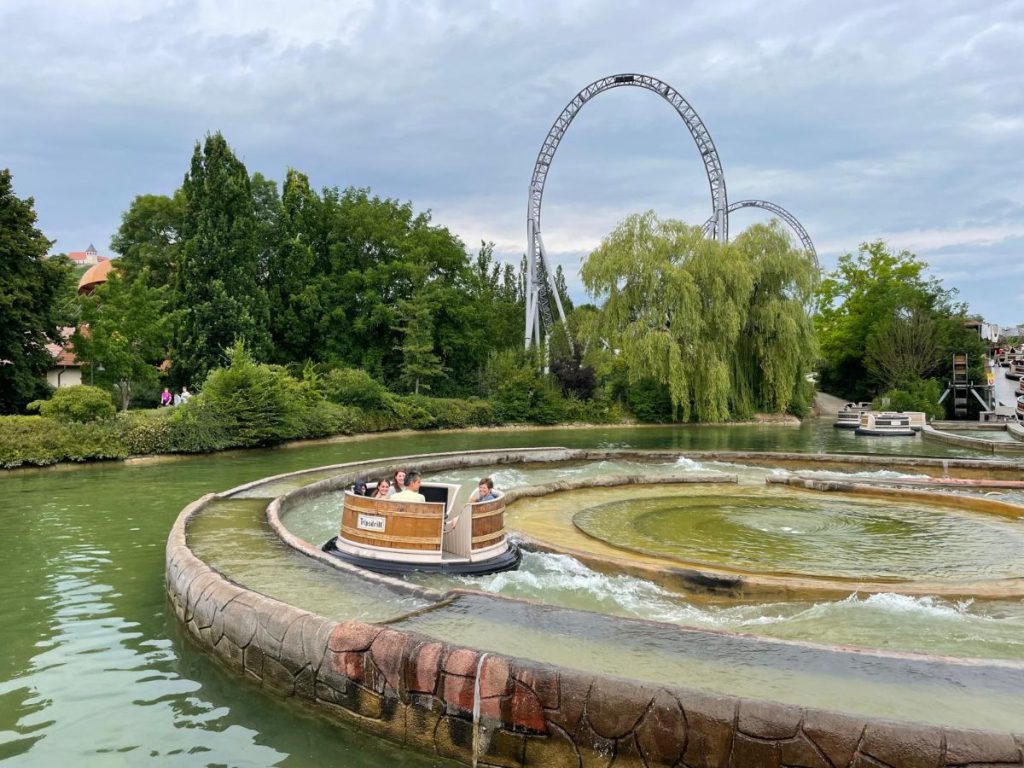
[1006,361,1024,381]
[833,402,873,429]
[855,411,918,437]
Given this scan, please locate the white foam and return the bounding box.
[674,456,705,471]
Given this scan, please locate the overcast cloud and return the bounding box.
[2,0,1022,324]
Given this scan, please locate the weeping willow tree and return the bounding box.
[580,212,817,422]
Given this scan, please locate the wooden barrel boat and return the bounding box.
[1017,396,1024,422]
[322,482,521,575]
[854,411,917,437]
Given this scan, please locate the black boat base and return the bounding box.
[321,536,522,576]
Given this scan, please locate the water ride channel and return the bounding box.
[6,421,1024,766]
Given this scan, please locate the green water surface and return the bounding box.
[0,421,1014,764]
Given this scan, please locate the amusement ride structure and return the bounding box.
[524,73,818,349]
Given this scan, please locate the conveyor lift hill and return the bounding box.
[938,354,993,418]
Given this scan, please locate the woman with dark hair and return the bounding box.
[387,469,407,498]
[371,478,391,499]
[352,479,368,496]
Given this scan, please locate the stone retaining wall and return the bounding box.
[168,451,1024,767]
[922,425,1024,454]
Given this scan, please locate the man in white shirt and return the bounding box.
[390,471,426,502]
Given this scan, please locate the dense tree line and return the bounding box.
[17,132,985,429]
[113,133,528,395]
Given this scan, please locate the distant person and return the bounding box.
[352,479,368,496]
[160,388,172,407]
[391,471,425,502]
[387,468,407,498]
[470,477,497,503]
[172,391,182,407]
[180,386,192,403]
[371,478,391,499]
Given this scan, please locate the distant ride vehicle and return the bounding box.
[855,411,918,437]
[833,402,873,429]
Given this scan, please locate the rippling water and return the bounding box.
[572,490,1024,579]
[0,421,1015,764]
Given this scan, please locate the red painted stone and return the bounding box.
[479,656,511,699]
[336,650,364,682]
[406,642,442,695]
[443,647,478,677]
[478,695,502,721]
[328,620,381,652]
[369,629,410,694]
[509,680,548,734]
[443,672,476,713]
[514,665,559,710]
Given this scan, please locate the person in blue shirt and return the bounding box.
[470,477,497,503]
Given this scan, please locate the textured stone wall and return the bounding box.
[169,454,1024,767]
[922,425,1024,455]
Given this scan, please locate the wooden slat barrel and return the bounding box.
[471,497,506,550]
[341,494,444,551]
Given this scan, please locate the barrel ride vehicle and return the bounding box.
[322,481,521,575]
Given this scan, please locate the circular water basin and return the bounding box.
[572,488,1024,581]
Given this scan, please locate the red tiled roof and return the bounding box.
[47,327,81,368]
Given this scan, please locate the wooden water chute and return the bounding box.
[324,482,521,575]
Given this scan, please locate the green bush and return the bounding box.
[399,394,499,429]
[561,396,627,424]
[0,415,126,467]
[320,367,389,410]
[200,345,314,447]
[28,385,117,423]
[493,369,565,424]
[165,398,234,453]
[626,378,674,423]
[875,379,945,421]
[120,409,174,454]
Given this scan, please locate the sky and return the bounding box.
[2,0,1022,325]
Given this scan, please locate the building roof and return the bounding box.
[67,252,110,264]
[77,259,114,294]
[46,327,80,368]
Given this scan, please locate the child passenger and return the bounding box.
[372,478,391,499]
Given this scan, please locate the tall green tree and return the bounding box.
[110,191,185,290]
[0,169,73,413]
[175,133,270,386]
[731,222,818,415]
[72,268,175,410]
[265,170,325,364]
[816,241,958,399]
[394,294,447,394]
[313,188,481,391]
[864,309,943,390]
[581,211,816,422]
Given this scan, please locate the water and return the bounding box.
[0,420,1013,764]
[571,487,1024,580]
[387,593,1024,731]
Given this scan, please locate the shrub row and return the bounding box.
[1,349,631,469]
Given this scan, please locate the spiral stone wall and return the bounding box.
[167,450,1024,767]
